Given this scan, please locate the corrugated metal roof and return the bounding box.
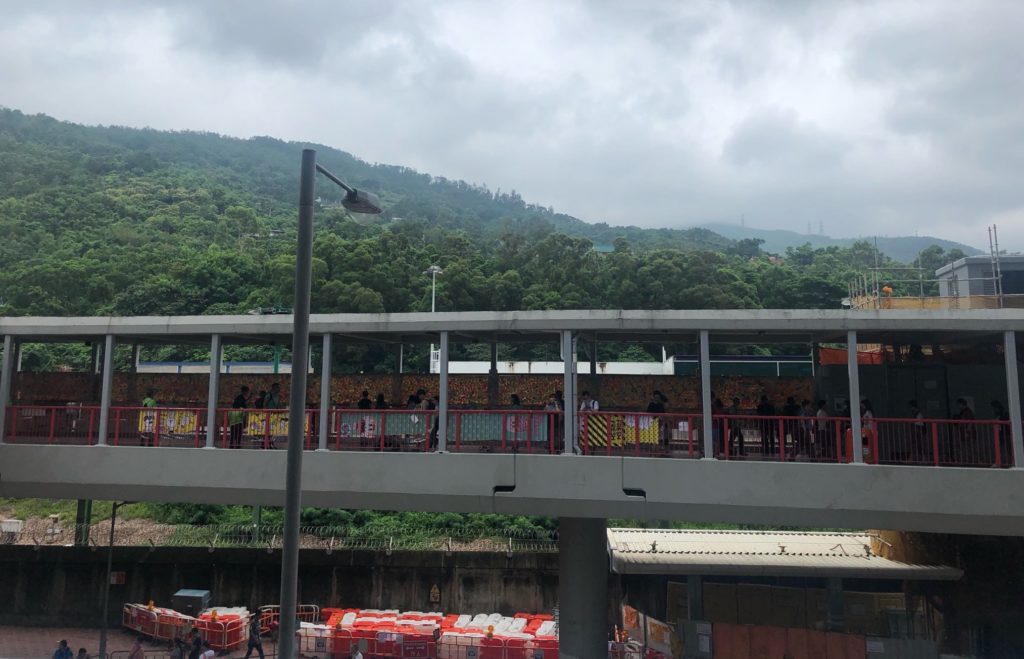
[607,529,962,581]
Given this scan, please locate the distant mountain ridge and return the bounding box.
[701,222,982,263]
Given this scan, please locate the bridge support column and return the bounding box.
[205,334,222,448]
[437,331,449,452]
[0,336,13,444]
[847,330,863,463]
[558,517,608,659]
[96,335,116,445]
[318,334,332,451]
[561,331,577,454]
[700,330,714,458]
[1004,331,1023,467]
[687,575,704,620]
[74,499,92,546]
[826,578,845,631]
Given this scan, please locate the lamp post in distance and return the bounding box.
[278,150,382,659]
[424,265,443,374]
[98,500,135,659]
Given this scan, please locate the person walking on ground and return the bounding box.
[264,382,282,409]
[229,386,250,449]
[199,640,215,659]
[351,646,364,659]
[74,647,88,659]
[53,640,73,659]
[188,629,203,659]
[243,615,265,659]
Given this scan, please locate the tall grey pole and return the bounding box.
[206,334,222,448]
[277,149,317,659]
[562,330,577,454]
[1004,331,1023,467]
[97,334,116,445]
[318,334,332,451]
[0,335,13,444]
[98,501,120,659]
[700,330,714,458]
[847,330,863,463]
[437,331,449,452]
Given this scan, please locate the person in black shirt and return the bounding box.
[407,388,426,409]
[357,391,372,410]
[229,386,250,449]
[374,393,388,409]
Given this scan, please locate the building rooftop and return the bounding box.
[606,528,962,581]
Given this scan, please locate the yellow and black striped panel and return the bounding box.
[586,415,660,447]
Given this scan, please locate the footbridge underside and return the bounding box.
[1,445,1020,536]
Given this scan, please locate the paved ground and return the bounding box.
[0,626,276,658]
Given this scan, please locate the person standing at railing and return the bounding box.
[647,390,668,449]
[229,386,250,449]
[141,388,158,447]
[756,395,777,456]
[357,391,372,410]
[374,393,388,409]
[579,391,599,412]
[815,400,831,459]
[264,383,282,409]
[725,397,746,456]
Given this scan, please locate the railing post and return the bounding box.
[455,412,462,453]
[0,335,13,444]
[154,409,161,447]
[437,331,449,452]
[318,334,332,451]
[847,330,864,463]
[778,418,786,462]
[1004,330,1023,467]
[700,330,714,458]
[205,334,222,449]
[96,334,116,446]
[931,422,940,467]
[48,407,56,444]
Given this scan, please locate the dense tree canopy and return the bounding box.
[0,108,963,370]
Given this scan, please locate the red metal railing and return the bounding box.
[1,405,1015,468]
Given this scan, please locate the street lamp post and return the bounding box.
[424,265,443,373]
[98,501,132,659]
[278,150,381,659]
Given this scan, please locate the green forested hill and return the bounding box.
[0,108,964,333]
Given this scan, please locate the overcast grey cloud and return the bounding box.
[0,0,1021,250]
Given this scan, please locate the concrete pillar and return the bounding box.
[205,334,223,448]
[589,334,598,376]
[96,334,116,445]
[847,330,863,463]
[826,578,845,631]
[14,342,23,373]
[74,499,92,546]
[558,517,608,659]
[318,334,332,451]
[91,342,101,374]
[700,330,714,458]
[1005,331,1023,467]
[687,576,704,621]
[437,331,449,452]
[561,331,577,454]
[0,336,14,444]
[130,344,141,373]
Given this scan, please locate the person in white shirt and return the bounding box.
[351,648,364,659]
[200,640,216,659]
[579,390,599,412]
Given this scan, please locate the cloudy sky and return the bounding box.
[1,0,1021,250]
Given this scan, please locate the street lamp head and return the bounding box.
[424,265,444,276]
[341,189,383,215]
